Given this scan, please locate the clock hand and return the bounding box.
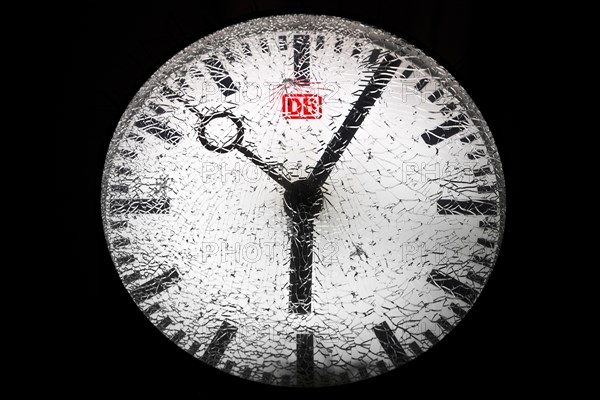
[284,56,400,314]
[235,144,292,189]
[198,113,292,189]
[306,55,401,188]
[288,213,314,314]
[284,180,323,314]
[161,86,292,189]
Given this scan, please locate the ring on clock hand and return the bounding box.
[161,87,292,189]
[196,112,292,189]
[285,55,401,314]
[307,54,402,188]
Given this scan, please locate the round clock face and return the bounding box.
[101,15,505,387]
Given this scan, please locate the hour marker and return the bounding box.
[479,220,497,229]
[149,103,166,114]
[334,38,343,53]
[156,316,172,331]
[427,89,444,103]
[118,149,137,159]
[477,238,495,248]
[259,38,270,54]
[187,340,201,355]
[122,271,141,284]
[339,372,350,383]
[468,150,486,159]
[373,321,409,366]
[421,114,469,145]
[110,185,128,194]
[205,56,238,97]
[358,366,368,378]
[473,166,492,177]
[171,330,185,344]
[223,48,235,63]
[366,48,381,65]
[428,269,479,304]
[460,133,477,143]
[376,360,387,373]
[160,86,180,101]
[109,198,170,214]
[109,220,128,229]
[115,166,132,176]
[142,303,160,316]
[261,372,274,384]
[110,231,129,241]
[116,255,134,266]
[450,303,466,318]
[242,43,252,56]
[408,342,423,355]
[174,77,189,89]
[424,330,439,345]
[193,66,206,79]
[467,271,485,284]
[293,35,310,84]
[200,321,238,367]
[134,116,183,145]
[278,35,287,50]
[478,185,496,194]
[436,316,452,332]
[112,237,130,248]
[415,78,429,92]
[440,102,457,115]
[241,367,252,379]
[351,42,362,57]
[126,133,145,143]
[297,333,314,385]
[130,268,181,303]
[315,35,324,50]
[399,68,414,79]
[223,360,235,373]
[437,199,496,215]
[473,255,492,266]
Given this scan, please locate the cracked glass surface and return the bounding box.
[101,15,506,387]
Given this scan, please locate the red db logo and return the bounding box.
[282,94,323,119]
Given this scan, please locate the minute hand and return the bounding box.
[307,55,401,188]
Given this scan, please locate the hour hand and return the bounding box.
[162,86,292,189]
[197,112,292,189]
[236,144,292,189]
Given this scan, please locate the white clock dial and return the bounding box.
[101,14,505,387]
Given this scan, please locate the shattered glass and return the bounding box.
[101,15,506,387]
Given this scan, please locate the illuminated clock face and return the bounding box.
[101,15,505,387]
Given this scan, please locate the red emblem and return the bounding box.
[282,93,323,119]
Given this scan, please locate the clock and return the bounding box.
[101,14,505,387]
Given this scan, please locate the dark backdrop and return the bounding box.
[58,1,524,397]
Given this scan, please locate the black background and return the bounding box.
[59,1,524,397]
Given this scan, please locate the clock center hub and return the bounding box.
[283,179,323,218]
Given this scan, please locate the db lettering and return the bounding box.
[282,94,323,119]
